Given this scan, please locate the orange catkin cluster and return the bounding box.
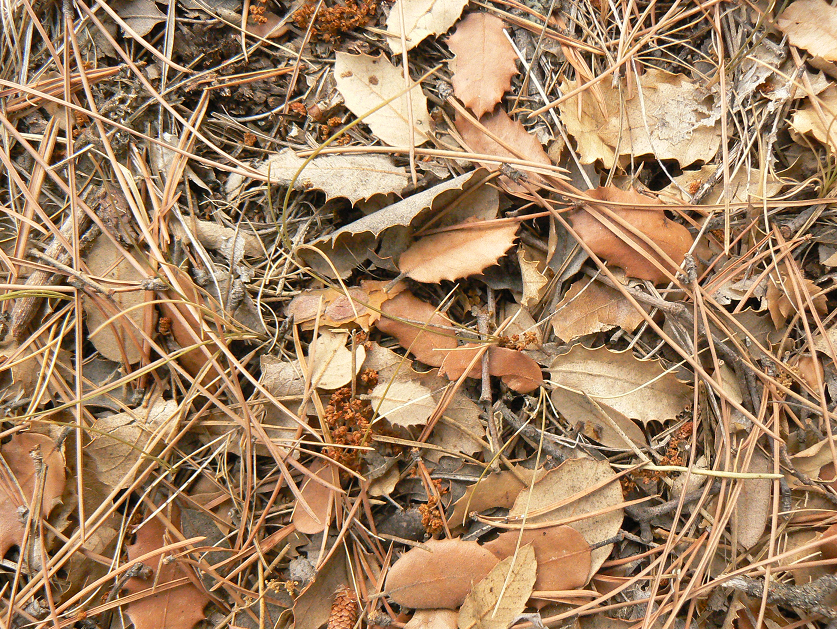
[293,0,377,42]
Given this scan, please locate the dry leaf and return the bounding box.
[790,85,837,152]
[427,394,485,462]
[370,379,436,427]
[777,0,837,61]
[766,270,828,329]
[335,52,431,147]
[293,550,349,629]
[292,458,339,535]
[0,433,66,557]
[447,13,518,118]
[568,187,693,284]
[399,220,518,283]
[518,245,550,308]
[559,68,721,168]
[375,291,460,367]
[245,10,289,38]
[386,0,468,53]
[308,329,366,390]
[551,277,646,342]
[455,108,553,192]
[405,610,459,629]
[510,457,623,580]
[171,218,263,260]
[449,466,546,528]
[226,149,409,204]
[386,538,500,609]
[556,391,648,450]
[87,399,179,487]
[457,543,536,629]
[111,0,165,36]
[83,236,149,364]
[662,165,783,205]
[439,345,543,393]
[483,525,591,594]
[124,506,211,629]
[733,450,772,550]
[549,345,691,425]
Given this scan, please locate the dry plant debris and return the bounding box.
[6,1,837,629]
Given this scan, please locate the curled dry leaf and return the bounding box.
[225,149,409,204]
[447,12,517,118]
[439,344,543,393]
[292,458,340,535]
[287,280,403,331]
[568,186,693,284]
[457,543,536,629]
[551,277,646,342]
[777,0,837,61]
[334,52,431,147]
[790,84,837,152]
[455,108,553,192]
[399,220,519,283]
[0,432,66,557]
[549,345,692,425]
[510,457,623,580]
[385,538,500,609]
[375,291,459,367]
[386,0,468,53]
[370,379,437,428]
[766,269,828,329]
[448,465,546,528]
[124,506,211,629]
[483,524,591,594]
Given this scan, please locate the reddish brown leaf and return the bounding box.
[439,344,543,393]
[455,109,552,193]
[0,433,66,557]
[292,458,340,535]
[398,220,518,283]
[375,291,459,367]
[447,13,518,118]
[124,506,210,629]
[568,186,693,284]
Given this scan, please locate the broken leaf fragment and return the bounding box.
[439,345,543,393]
[777,0,837,62]
[308,329,366,390]
[386,0,468,54]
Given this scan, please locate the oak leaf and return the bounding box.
[733,450,772,550]
[777,0,837,61]
[292,458,340,535]
[370,379,436,427]
[447,12,517,118]
[439,344,543,393]
[551,277,646,342]
[386,0,468,53]
[448,465,546,528]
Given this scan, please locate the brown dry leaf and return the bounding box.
[559,68,721,168]
[662,165,783,205]
[292,458,339,535]
[549,345,691,425]
[455,108,553,192]
[439,345,543,393]
[556,391,648,450]
[551,277,646,342]
[288,279,403,330]
[790,84,837,152]
[245,10,289,38]
[124,506,210,629]
[766,270,828,329]
[308,329,366,390]
[226,149,409,204]
[399,220,518,283]
[375,291,459,367]
[111,0,165,36]
[448,465,546,528]
[510,457,623,580]
[87,398,179,487]
[568,186,693,284]
[457,543,536,629]
[334,52,431,147]
[405,610,459,629]
[0,432,66,557]
[370,379,437,427]
[171,218,263,260]
[386,0,468,53]
[733,450,772,550]
[385,538,500,609]
[427,394,485,462]
[447,12,518,118]
[777,0,837,61]
[293,550,349,629]
[483,524,591,594]
[83,236,149,364]
[518,245,550,308]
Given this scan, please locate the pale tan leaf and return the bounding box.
[662,165,783,205]
[171,218,263,260]
[568,186,693,284]
[457,544,536,629]
[427,394,485,462]
[225,149,409,204]
[551,277,646,342]
[308,329,366,390]
[405,610,459,629]
[439,344,543,393]
[518,245,550,309]
[293,551,349,629]
[449,466,546,528]
[335,52,431,147]
[733,450,772,550]
[559,68,721,168]
[370,379,436,427]
[83,236,149,364]
[399,220,518,283]
[790,85,837,153]
[777,0,837,61]
[385,538,500,609]
[447,13,518,118]
[386,0,468,53]
[549,345,692,425]
[510,457,623,580]
[292,458,339,535]
[555,390,648,450]
[455,108,553,192]
[483,525,591,594]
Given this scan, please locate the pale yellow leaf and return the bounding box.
[308,329,366,390]
[387,0,468,53]
[370,379,436,427]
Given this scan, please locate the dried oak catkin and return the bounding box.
[327,586,358,629]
